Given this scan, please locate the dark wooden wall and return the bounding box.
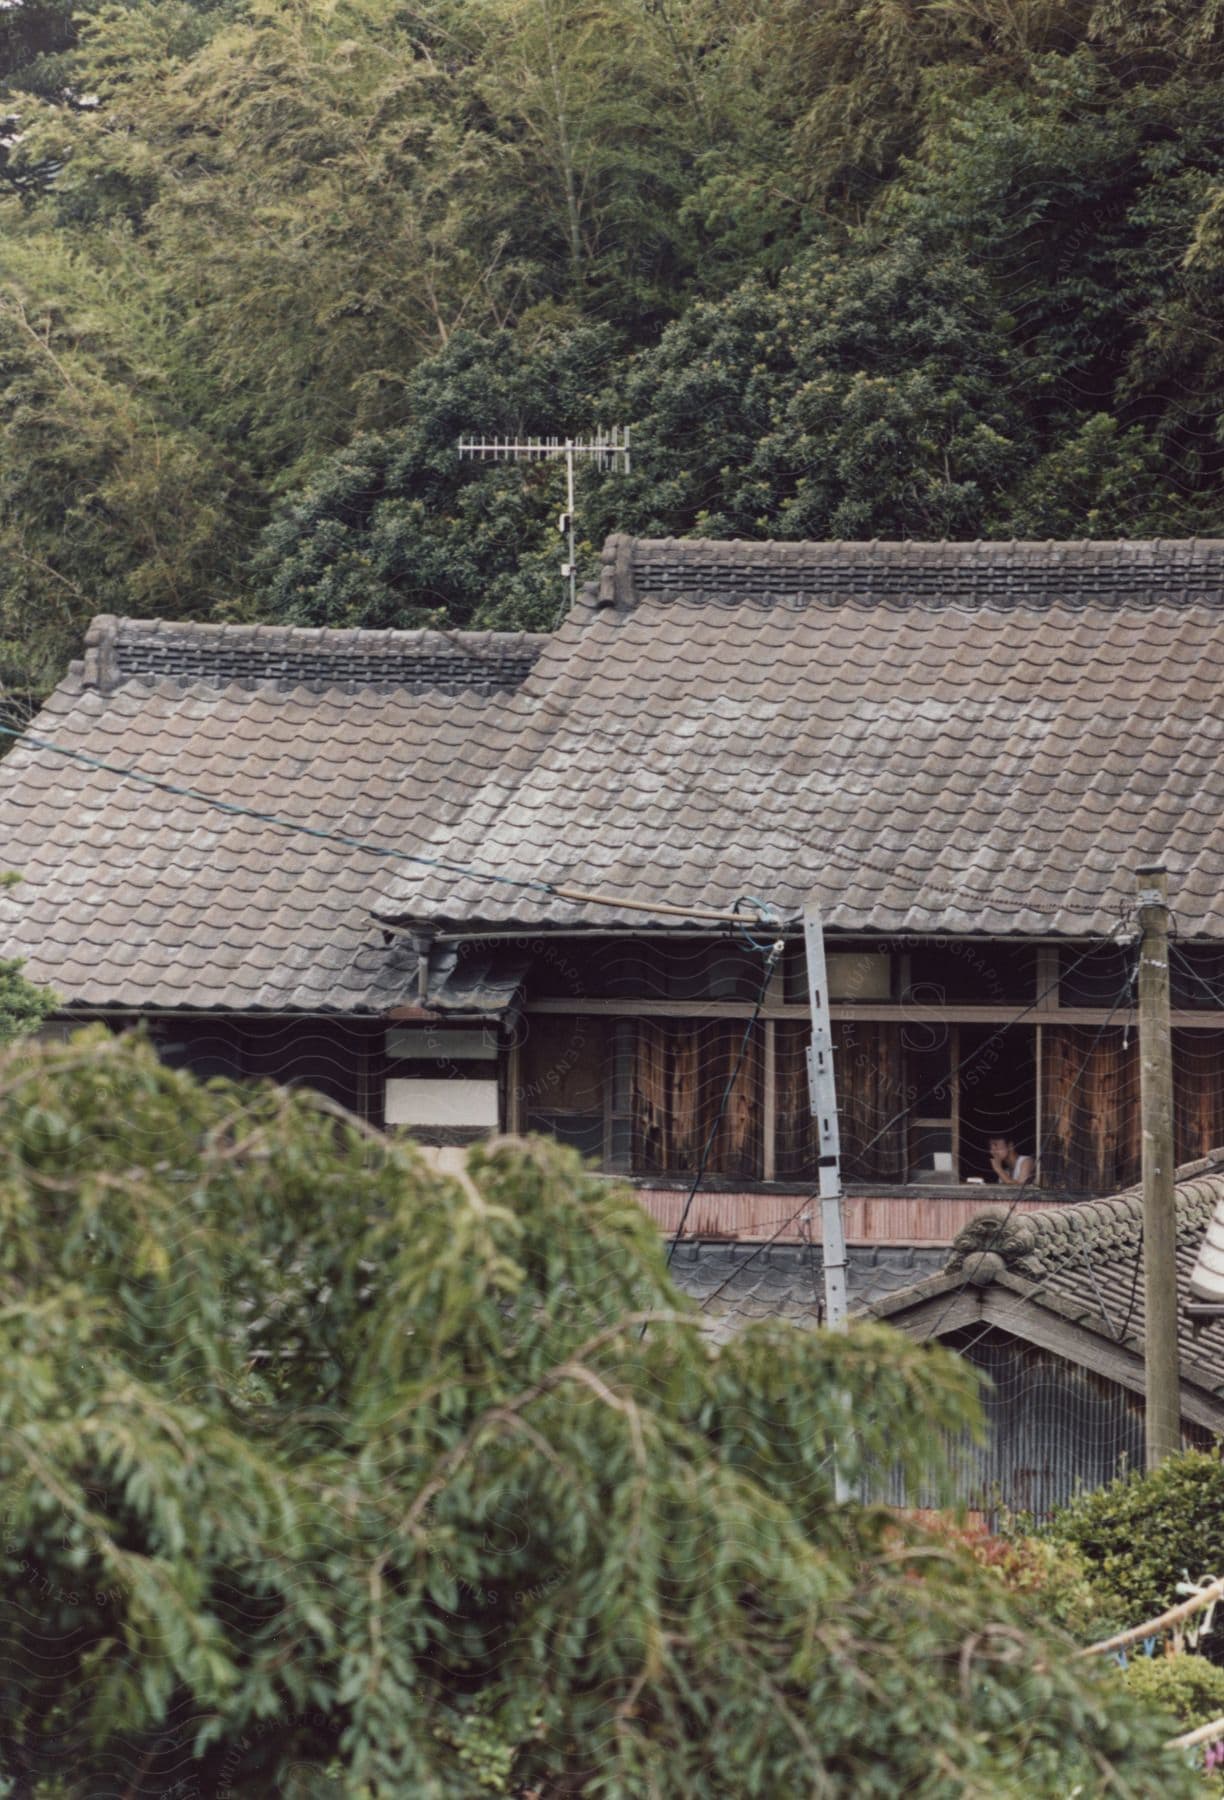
[1041,1026,1224,1192]
[633,1018,763,1178]
[777,1019,907,1182]
[147,1016,380,1122]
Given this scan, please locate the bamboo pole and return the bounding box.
[1078,1573,1224,1659]
[1167,1714,1224,1752]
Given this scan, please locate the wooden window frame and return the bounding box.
[522,1008,1224,1188]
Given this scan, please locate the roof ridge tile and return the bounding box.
[96,616,545,694]
[613,534,1224,614]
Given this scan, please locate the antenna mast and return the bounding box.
[457,427,631,614]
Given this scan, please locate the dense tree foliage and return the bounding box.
[0,874,56,1041]
[0,1027,1202,1796]
[6,0,1224,674]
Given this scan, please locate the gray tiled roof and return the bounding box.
[377,535,1224,936]
[9,535,1224,1016]
[0,619,538,1012]
[667,1241,947,1345]
[868,1153,1224,1403]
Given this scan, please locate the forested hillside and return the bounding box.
[4,0,1224,693]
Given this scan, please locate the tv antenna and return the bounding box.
[457,426,631,615]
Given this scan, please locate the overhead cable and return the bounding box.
[0,721,778,928]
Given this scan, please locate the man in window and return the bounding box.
[989,1135,1035,1186]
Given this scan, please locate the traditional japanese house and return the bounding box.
[6,537,1224,1260]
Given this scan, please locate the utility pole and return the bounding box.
[457,428,631,616]
[804,901,851,1505]
[1137,864,1180,1468]
[804,902,847,1331]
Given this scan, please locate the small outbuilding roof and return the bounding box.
[862,1152,1224,1430]
[665,1155,1224,1429]
[666,1241,947,1345]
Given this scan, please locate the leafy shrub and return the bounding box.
[918,1516,1122,1640]
[1053,1451,1224,1652]
[1120,1657,1224,1793]
[1121,1654,1224,1729]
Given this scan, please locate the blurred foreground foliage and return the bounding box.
[0,1029,1198,1796]
[0,875,56,1044]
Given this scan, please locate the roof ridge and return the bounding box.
[597,534,1224,615]
[616,534,1224,557]
[946,1149,1224,1276]
[95,615,542,648]
[82,615,545,695]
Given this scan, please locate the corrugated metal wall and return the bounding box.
[941,1328,1145,1523]
[885,1327,1210,1523]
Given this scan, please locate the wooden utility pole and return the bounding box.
[1137,864,1180,1468]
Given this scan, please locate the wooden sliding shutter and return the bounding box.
[632,1018,763,1178]
[1040,1026,1140,1192]
[774,1019,905,1182]
[1043,1027,1224,1191]
[1174,1029,1224,1165]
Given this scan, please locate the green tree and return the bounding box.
[464,0,701,326]
[257,234,1028,631]
[255,323,619,631]
[0,957,55,1044]
[0,964,53,1051]
[0,1027,1202,1796]
[0,221,244,687]
[0,874,57,1044]
[11,0,1224,682]
[14,0,518,473]
[619,235,1027,542]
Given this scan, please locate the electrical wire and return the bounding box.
[0,700,1167,1348]
[0,720,778,929]
[697,924,1134,1318]
[920,948,1140,1349]
[0,711,1144,924]
[1169,939,1224,1011]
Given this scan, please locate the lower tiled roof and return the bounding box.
[868,1153,1224,1405]
[667,1241,946,1345]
